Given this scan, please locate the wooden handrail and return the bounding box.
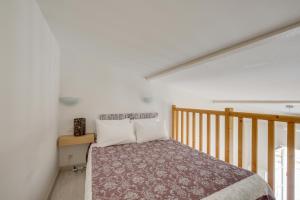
[176,107,225,116]
[231,111,300,123]
[171,105,300,200]
[175,106,300,123]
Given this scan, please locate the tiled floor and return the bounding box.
[50,170,86,200]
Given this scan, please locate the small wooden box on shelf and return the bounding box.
[58,133,95,147]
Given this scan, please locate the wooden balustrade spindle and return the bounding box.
[251,118,258,173]
[175,110,179,141]
[207,114,211,155]
[186,112,190,145]
[267,120,275,191]
[192,112,196,149]
[172,105,176,139]
[225,108,234,163]
[215,115,220,159]
[181,111,184,144]
[238,117,243,168]
[287,122,295,200]
[199,113,203,151]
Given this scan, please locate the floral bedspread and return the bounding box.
[91,140,274,200]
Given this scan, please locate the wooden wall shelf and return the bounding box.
[58,133,95,147]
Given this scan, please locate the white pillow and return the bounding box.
[96,119,136,147]
[134,120,169,143]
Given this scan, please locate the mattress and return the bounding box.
[85,140,274,200]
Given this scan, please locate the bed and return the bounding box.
[85,139,274,200]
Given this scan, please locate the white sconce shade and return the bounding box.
[142,97,153,104]
[59,97,79,106]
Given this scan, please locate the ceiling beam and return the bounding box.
[145,20,300,80]
[212,100,300,104]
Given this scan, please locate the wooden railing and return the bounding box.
[171,105,300,200]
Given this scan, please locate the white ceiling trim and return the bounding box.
[145,20,300,80]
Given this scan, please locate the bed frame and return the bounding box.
[171,105,300,200]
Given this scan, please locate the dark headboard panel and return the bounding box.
[99,112,158,120]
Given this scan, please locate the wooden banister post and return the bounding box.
[225,108,234,163]
[172,105,176,139]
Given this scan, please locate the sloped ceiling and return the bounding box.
[38,0,300,113]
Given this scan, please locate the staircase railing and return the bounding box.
[171,105,300,200]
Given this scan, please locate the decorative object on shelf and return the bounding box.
[74,118,86,136]
[59,97,80,106]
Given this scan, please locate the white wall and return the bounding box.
[58,52,164,166]
[59,57,161,134]
[0,1,60,200]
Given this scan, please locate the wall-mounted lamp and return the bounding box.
[142,97,153,104]
[141,82,154,104]
[59,97,80,106]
